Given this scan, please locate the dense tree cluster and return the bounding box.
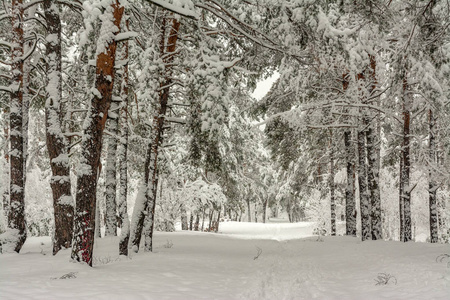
[0,0,448,266]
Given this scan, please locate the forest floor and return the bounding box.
[0,220,449,299]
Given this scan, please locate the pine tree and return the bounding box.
[43,0,74,255]
[7,0,27,253]
[71,0,124,266]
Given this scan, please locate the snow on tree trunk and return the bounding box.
[71,1,124,266]
[142,17,181,253]
[103,40,126,237]
[329,130,336,236]
[367,55,382,240]
[7,0,27,253]
[129,142,151,252]
[2,112,10,223]
[399,74,412,243]
[262,197,267,224]
[117,36,130,256]
[215,206,221,233]
[429,109,438,243]
[194,212,200,231]
[358,127,371,241]
[344,130,356,236]
[247,199,251,222]
[181,204,188,230]
[43,0,74,255]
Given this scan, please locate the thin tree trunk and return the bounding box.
[215,207,221,233]
[117,32,130,255]
[71,1,124,266]
[2,109,9,223]
[367,55,382,240]
[189,213,193,231]
[342,73,357,237]
[262,197,268,224]
[344,130,356,236]
[142,17,181,252]
[129,142,151,252]
[428,109,438,243]
[246,199,251,222]
[8,0,27,253]
[329,130,336,236]
[181,204,188,230]
[194,212,200,231]
[399,74,412,242]
[43,0,74,255]
[358,128,371,241]
[201,207,205,231]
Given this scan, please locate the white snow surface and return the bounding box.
[1,220,449,299]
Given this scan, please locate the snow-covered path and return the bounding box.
[1,221,449,299]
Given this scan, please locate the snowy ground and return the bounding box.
[1,220,449,299]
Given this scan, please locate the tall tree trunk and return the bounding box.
[358,128,371,241]
[43,0,74,256]
[71,1,124,266]
[143,17,181,252]
[342,73,357,236]
[8,0,27,253]
[399,73,412,242]
[103,38,125,237]
[329,130,336,236]
[118,36,130,256]
[357,71,371,241]
[366,55,382,240]
[428,109,438,243]
[344,130,356,236]
[2,109,9,222]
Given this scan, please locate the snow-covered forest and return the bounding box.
[0,0,449,299]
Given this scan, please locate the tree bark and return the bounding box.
[43,0,74,256]
[129,142,151,252]
[399,73,412,242]
[246,198,251,222]
[118,36,130,256]
[215,206,221,233]
[366,55,382,240]
[143,17,181,252]
[103,37,126,237]
[262,197,268,224]
[194,212,200,231]
[181,204,188,230]
[2,110,9,223]
[358,128,371,241]
[8,0,27,253]
[329,130,336,236]
[344,130,357,236]
[71,1,124,266]
[428,109,438,243]
[342,73,357,236]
